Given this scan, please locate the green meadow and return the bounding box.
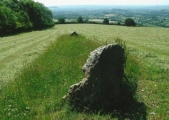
[0,24,169,119]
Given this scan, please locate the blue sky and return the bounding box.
[34,0,169,6]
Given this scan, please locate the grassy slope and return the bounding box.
[0,35,111,119]
[0,24,169,119]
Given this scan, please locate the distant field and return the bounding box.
[0,24,169,88]
[89,19,118,24]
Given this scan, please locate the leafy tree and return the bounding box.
[14,11,33,30]
[0,5,16,33]
[125,18,136,26]
[103,18,109,24]
[19,0,54,29]
[1,0,20,11]
[83,18,89,23]
[0,0,54,35]
[117,22,121,25]
[77,16,83,23]
[58,18,65,24]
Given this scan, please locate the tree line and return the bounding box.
[58,16,136,26]
[0,0,54,35]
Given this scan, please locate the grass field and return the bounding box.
[0,24,169,119]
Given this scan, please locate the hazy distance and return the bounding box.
[34,0,169,6]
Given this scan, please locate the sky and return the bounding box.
[34,0,169,6]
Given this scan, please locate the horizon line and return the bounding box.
[47,4,169,7]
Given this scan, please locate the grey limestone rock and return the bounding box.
[64,44,126,110]
[70,31,78,36]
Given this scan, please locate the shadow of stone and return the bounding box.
[113,100,147,120]
[98,94,147,120]
[69,84,147,120]
[69,77,147,120]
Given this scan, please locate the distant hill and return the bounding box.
[49,5,169,27]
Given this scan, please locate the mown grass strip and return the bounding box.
[0,28,58,88]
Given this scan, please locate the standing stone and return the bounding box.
[64,44,126,110]
[70,31,78,36]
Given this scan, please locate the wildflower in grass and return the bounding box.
[151,112,155,115]
[26,107,30,111]
[8,112,11,116]
[8,105,11,107]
